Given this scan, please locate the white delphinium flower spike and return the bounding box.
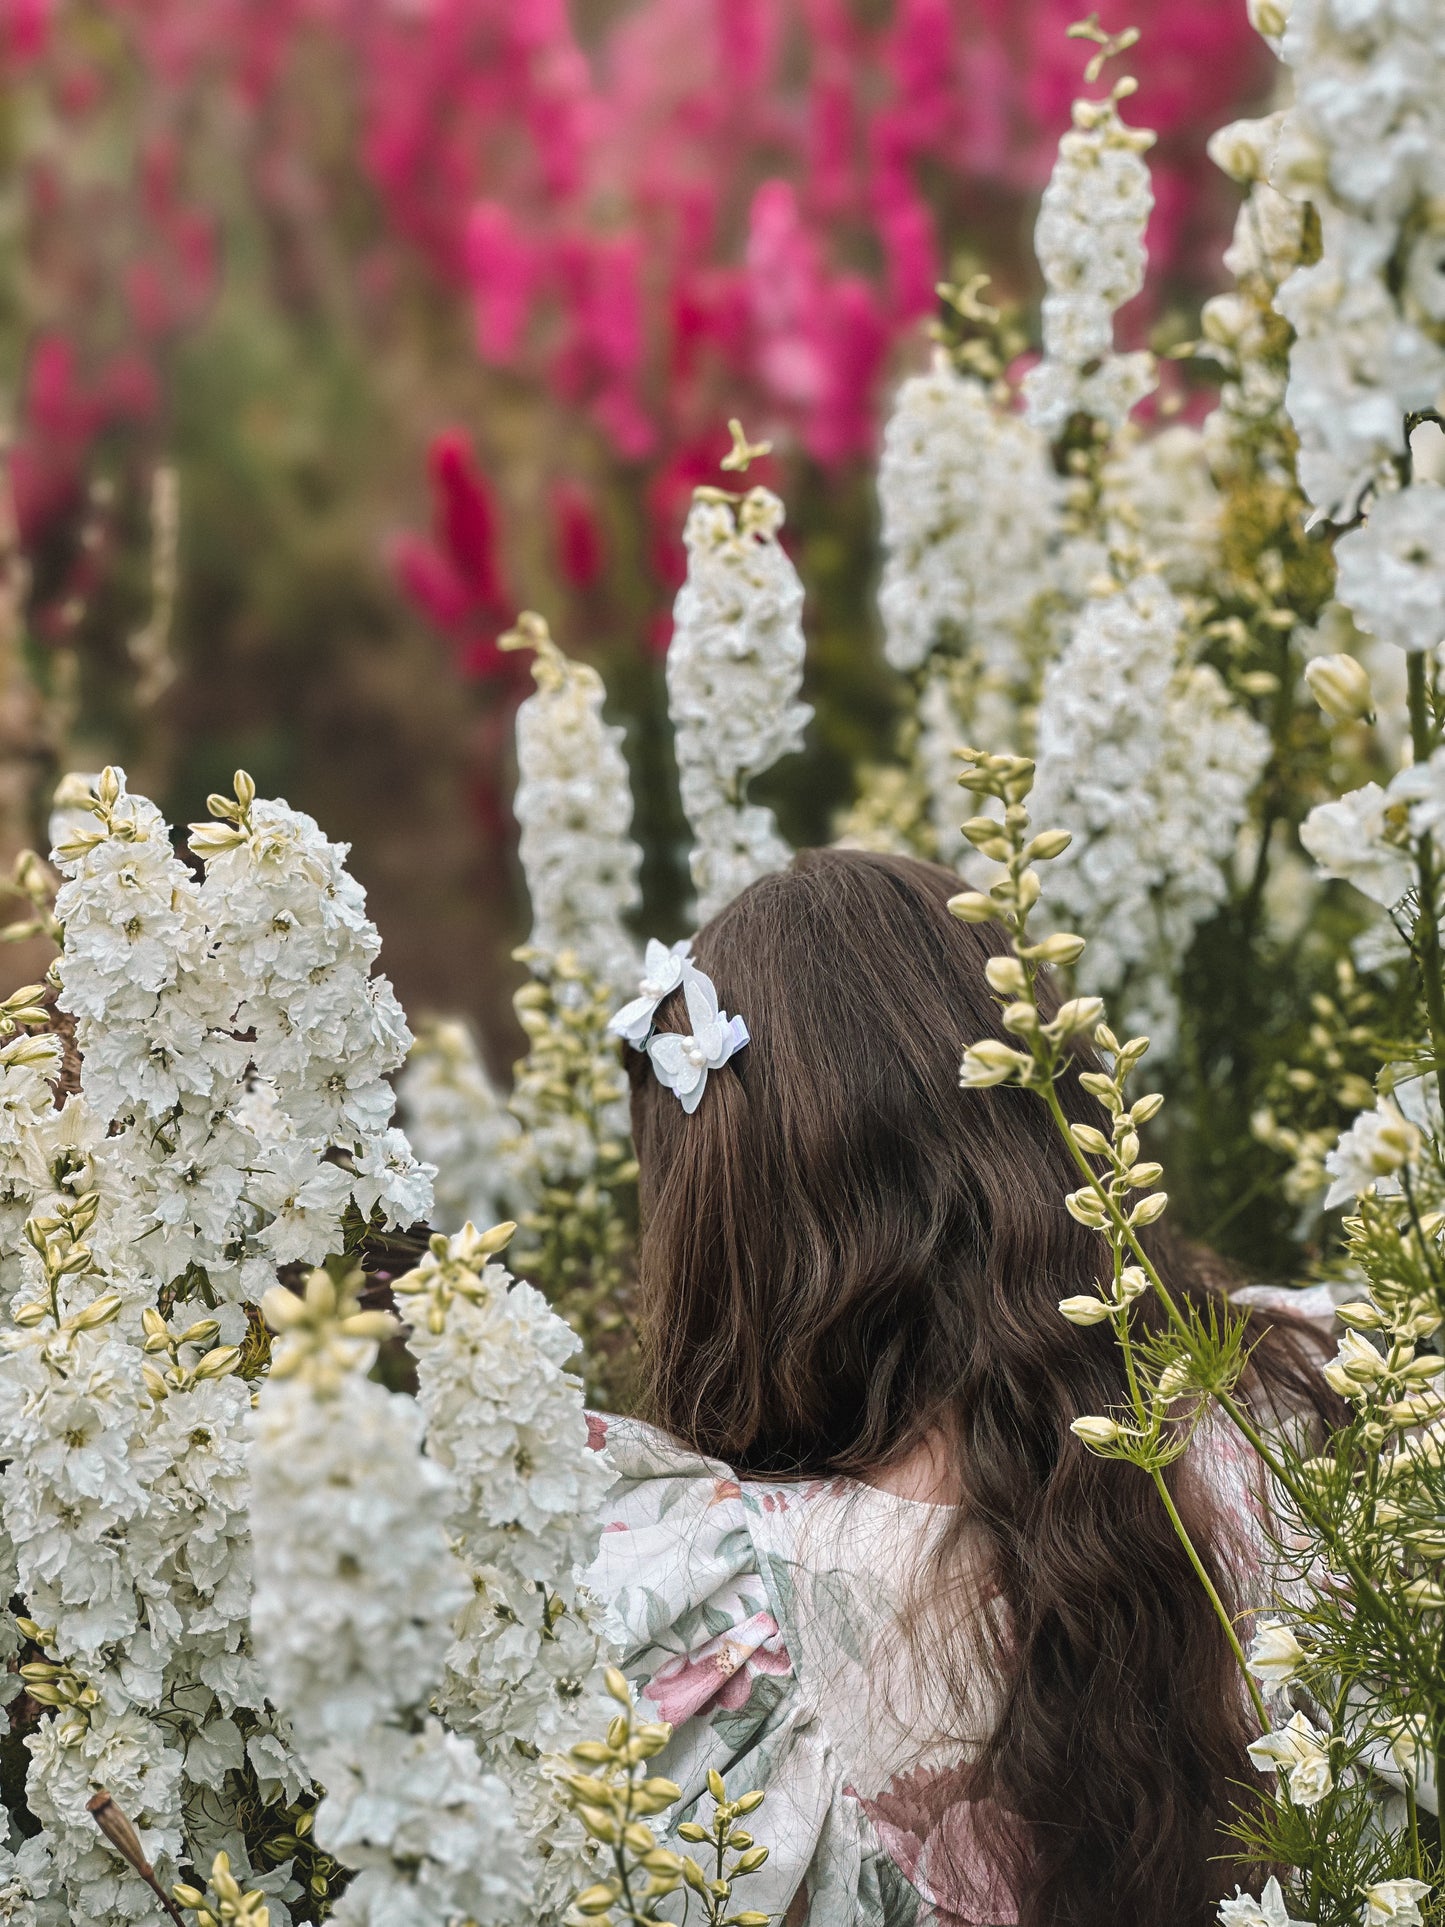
[1265,0,1445,521]
[395,1222,616,1912]
[502,611,642,998]
[1030,576,1269,1053]
[250,1269,526,1927]
[1021,77,1158,438]
[21,764,441,1918]
[877,352,1059,676]
[193,777,431,1243]
[668,486,812,922]
[397,1018,523,1234]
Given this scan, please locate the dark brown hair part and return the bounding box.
[627,847,1332,1927]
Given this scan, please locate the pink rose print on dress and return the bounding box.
[585,1413,609,1452]
[641,1610,793,1725]
[859,1764,1019,1927]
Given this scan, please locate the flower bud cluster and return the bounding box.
[504,613,643,999]
[558,1672,772,1927]
[1020,51,1158,439]
[507,947,638,1377]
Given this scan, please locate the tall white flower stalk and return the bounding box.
[394,1222,616,1912]
[503,610,642,999]
[667,485,812,924]
[1265,0,1445,529]
[397,1019,521,1235]
[877,352,1060,682]
[1020,26,1157,440]
[1031,574,1271,1052]
[0,766,432,1926]
[250,1267,526,1927]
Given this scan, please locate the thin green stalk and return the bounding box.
[1406,652,1445,1118]
[1155,1456,1268,1727]
[1110,1291,1269,1721]
[1041,1082,1425,1670]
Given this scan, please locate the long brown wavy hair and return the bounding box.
[626,848,1331,1927]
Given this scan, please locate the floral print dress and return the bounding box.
[585,1411,1276,1927]
[584,1414,1021,1927]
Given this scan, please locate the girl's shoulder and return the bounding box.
[584,1414,1014,1927]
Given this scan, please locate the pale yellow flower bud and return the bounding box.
[1023,931,1087,966]
[1304,652,1373,723]
[1051,996,1106,1037]
[947,891,997,924]
[1058,1295,1113,1326]
[1071,1416,1122,1447]
[1064,1187,1108,1227]
[984,957,1027,998]
[960,1040,1027,1087]
[1026,828,1072,861]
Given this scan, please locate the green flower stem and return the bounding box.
[1039,1080,1427,1683]
[1154,1459,1268,1727]
[1114,1297,1270,1726]
[1406,651,1445,1118]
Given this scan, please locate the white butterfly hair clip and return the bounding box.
[608,938,693,1046]
[609,946,749,1114]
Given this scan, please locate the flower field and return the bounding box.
[0,0,1444,1924]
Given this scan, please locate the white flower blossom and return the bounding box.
[1021,90,1158,438]
[1102,423,1223,590]
[1334,483,1445,654]
[0,1836,61,1927]
[1300,782,1413,910]
[1362,1880,1433,1927]
[509,620,642,996]
[667,487,812,922]
[1219,1875,1313,1927]
[877,354,1060,675]
[1324,1086,1431,1208]
[1245,1619,1306,1685]
[1247,1711,1335,1806]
